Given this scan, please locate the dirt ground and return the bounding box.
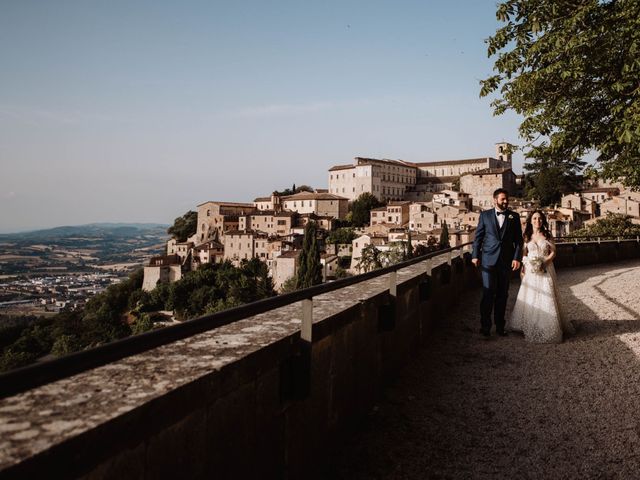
[318,259,640,479]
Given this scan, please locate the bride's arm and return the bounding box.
[521,243,528,277]
[546,239,556,263]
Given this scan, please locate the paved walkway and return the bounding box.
[319,259,640,479]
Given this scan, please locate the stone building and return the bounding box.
[433,190,472,210]
[223,230,270,265]
[238,211,296,237]
[166,240,194,261]
[370,201,411,227]
[600,194,640,218]
[196,201,256,244]
[271,250,300,291]
[142,255,184,292]
[409,208,438,233]
[328,142,513,202]
[561,193,597,218]
[253,194,282,212]
[459,168,517,209]
[580,187,620,204]
[281,192,349,219]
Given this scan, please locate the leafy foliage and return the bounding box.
[356,244,383,273]
[295,221,323,289]
[273,184,314,196]
[326,227,357,245]
[350,193,384,227]
[524,161,583,206]
[439,222,450,248]
[571,213,640,237]
[167,210,197,242]
[0,261,275,371]
[481,0,640,189]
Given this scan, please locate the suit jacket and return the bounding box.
[472,208,523,267]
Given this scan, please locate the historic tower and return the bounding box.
[495,142,513,167]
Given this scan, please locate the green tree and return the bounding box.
[572,213,640,237]
[356,244,383,273]
[481,0,640,189]
[51,334,81,356]
[326,227,357,246]
[380,242,408,267]
[131,314,154,335]
[167,210,197,242]
[280,276,298,293]
[439,222,450,248]
[295,221,322,289]
[350,193,384,227]
[524,161,583,206]
[334,266,351,279]
[406,230,414,259]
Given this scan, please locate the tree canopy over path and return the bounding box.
[481,0,640,191]
[319,259,640,479]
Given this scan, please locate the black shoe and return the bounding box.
[479,328,490,338]
[496,329,508,337]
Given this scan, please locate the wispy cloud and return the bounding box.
[232,101,338,118]
[0,105,129,126]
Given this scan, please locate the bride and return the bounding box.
[508,210,574,343]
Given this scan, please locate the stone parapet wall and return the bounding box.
[555,239,640,269]
[1,240,639,479]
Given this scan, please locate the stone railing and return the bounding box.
[1,239,639,479]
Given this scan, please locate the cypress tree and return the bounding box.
[406,229,413,259]
[296,221,322,289]
[439,222,450,248]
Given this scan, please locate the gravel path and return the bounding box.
[318,259,640,480]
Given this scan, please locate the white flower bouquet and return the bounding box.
[525,254,546,274]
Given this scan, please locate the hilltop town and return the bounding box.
[143,142,640,292]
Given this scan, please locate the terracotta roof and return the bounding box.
[355,157,417,168]
[580,187,620,193]
[328,164,355,172]
[277,250,301,259]
[148,254,181,266]
[414,157,493,167]
[197,200,255,208]
[283,192,348,201]
[416,176,458,184]
[465,167,513,176]
[253,196,272,202]
[388,201,411,206]
[224,229,268,237]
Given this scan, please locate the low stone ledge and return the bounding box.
[4,241,636,478]
[0,252,458,479]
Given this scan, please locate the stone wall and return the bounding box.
[554,239,640,269]
[2,240,639,479]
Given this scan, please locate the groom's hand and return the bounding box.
[471,258,480,267]
[511,260,521,271]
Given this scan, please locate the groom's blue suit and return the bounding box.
[472,208,523,333]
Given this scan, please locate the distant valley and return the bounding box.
[0,223,169,277]
[0,223,169,315]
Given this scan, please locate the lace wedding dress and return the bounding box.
[508,239,574,343]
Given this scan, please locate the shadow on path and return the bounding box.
[316,259,640,480]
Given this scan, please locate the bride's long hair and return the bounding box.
[523,209,551,242]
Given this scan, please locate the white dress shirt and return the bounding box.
[495,207,506,228]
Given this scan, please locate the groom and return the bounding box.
[471,188,523,337]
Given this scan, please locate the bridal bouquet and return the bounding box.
[525,255,546,274]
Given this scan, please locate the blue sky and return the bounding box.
[0,0,524,233]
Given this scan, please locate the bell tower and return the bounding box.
[495,142,513,167]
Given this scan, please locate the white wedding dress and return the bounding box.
[508,239,574,343]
